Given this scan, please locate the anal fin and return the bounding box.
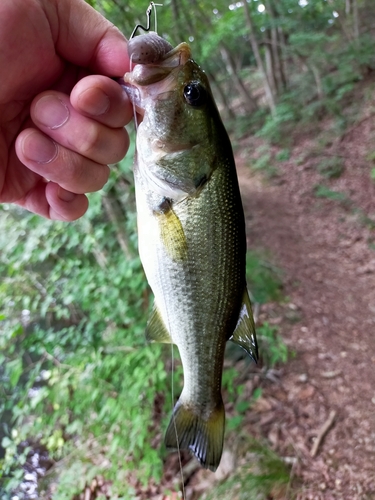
[145,304,173,344]
[229,288,258,362]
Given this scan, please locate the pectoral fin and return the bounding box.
[155,205,188,261]
[145,304,173,344]
[230,288,258,362]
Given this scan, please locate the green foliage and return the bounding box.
[203,438,291,500]
[365,150,375,162]
[275,149,290,162]
[253,152,272,172]
[256,101,300,145]
[257,323,289,368]
[246,251,283,304]
[317,156,345,179]
[0,155,172,497]
[252,151,278,179]
[313,185,349,202]
[367,150,375,181]
[251,147,290,179]
[226,388,262,433]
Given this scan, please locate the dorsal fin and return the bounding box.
[229,288,258,362]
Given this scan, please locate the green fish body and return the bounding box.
[123,34,257,471]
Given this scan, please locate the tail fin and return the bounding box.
[164,399,225,472]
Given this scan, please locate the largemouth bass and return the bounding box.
[123,32,257,471]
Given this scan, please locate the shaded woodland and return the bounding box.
[1,1,375,498]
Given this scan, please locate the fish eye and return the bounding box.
[183,82,206,107]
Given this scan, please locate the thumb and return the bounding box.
[50,0,129,76]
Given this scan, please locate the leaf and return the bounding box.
[226,415,244,431]
[7,359,23,387]
[1,437,12,449]
[314,185,348,202]
[236,400,250,414]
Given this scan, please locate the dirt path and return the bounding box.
[237,127,375,498]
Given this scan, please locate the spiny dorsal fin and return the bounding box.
[145,304,173,343]
[229,288,258,362]
[164,398,225,471]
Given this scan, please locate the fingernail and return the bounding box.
[78,87,110,116]
[58,187,76,202]
[34,95,70,129]
[22,130,58,163]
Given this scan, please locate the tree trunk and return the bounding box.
[353,0,360,39]
[219,45,258,114]
[170,0,185,43]
[206,70,236,121]
[265,0,285,93]
[310,64,324,100]
[243,0,276,116]
[265,41,277,96]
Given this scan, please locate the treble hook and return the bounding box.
[130,2,163,40]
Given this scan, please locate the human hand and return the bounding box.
[0,0,132,221]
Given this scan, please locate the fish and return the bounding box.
[122,32,258,472]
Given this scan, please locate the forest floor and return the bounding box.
[180,95,375,498]
[235,120,375,499]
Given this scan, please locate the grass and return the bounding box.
[317,156,344,179]
[313,184,349,203]
[313,185,375,230]
[275,149,290,162]
[252,153,278,179]
[257,322,288,368]
[246,251,283,305]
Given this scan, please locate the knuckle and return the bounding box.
[76,122,102,157]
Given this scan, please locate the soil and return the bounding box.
[235,125,375,499]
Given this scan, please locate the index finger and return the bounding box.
[70,75,133,128]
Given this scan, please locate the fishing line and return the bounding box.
[129,53,139,132]
[170,342,186,499]
[129,7,186,493]
[152,2,163,34]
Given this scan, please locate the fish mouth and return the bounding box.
[122,42,191,114]
[119,81,144,116]
[126,42,191,85]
